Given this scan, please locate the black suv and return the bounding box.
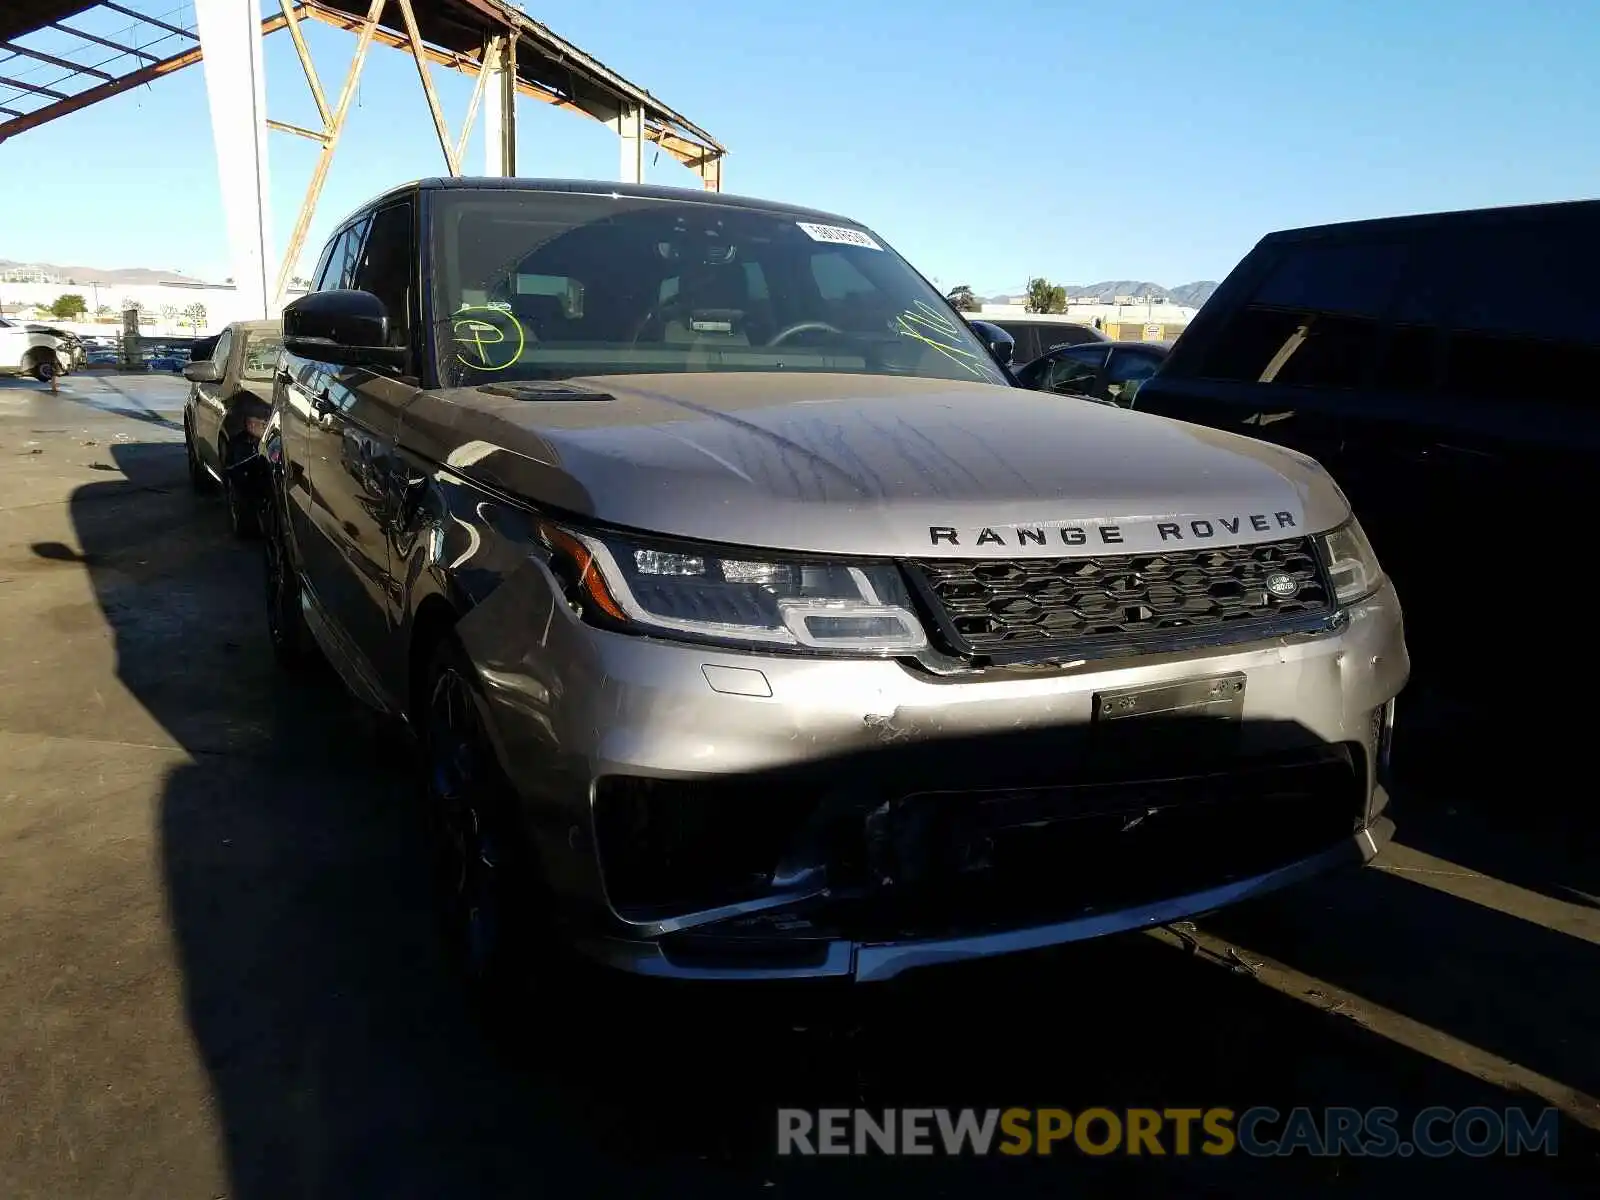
[1133,199,1600,750]
[981,317,1105,365]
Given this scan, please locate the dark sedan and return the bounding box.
[1012,339,1170,406]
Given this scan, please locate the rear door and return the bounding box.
[1368,214,1600,663]
[1135,236,1411,473]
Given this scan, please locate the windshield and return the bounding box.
[428,190,1009,389]
[241,334,282,382]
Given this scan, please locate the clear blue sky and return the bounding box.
[1,0,1596,292]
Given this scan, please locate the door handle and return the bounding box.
[311,389,334,413]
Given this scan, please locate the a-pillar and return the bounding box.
[194,0,273,320]
[483,33,516,175]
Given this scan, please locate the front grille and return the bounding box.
[912,536,1330,656]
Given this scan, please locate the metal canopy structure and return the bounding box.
[0,1,727,317]
[0,2,726,177]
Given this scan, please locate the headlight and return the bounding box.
[1315,518,1384,605]
[540,523,928,655]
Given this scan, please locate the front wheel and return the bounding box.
[31,354,57,383]
[221,441,260,540]
[262,486,312,667]
[421,636,582,1029]
[184,417,212,494]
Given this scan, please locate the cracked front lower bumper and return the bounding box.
[458,562,1408,984]
[574,814,1392,983]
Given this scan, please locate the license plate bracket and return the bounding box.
[1093,673,1247,724]
[1089,673,1247,769]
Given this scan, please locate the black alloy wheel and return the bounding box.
[185,417,212,494]
[262,488,311,667]
[221,439,261,540]
[421,637,582,1029]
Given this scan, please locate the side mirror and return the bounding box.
[183,361,220,383]
[282,289,404,368]
[969,319,1015,367]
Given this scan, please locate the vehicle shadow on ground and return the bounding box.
[54,440,1600,1198]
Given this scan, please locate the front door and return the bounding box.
[191,327,234,471]
[299,198,419,707]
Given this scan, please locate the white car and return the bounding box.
[0,318,68,381]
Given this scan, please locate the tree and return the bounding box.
[946,284,980,313]
[289,275,312,289]
[49,293,88,319]
[182,303,208,330]
[120,297,142,313]
[160,305,179,325]
[1025,277,1067,314]
[95,305,113,319]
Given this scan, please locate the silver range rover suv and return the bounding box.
[258,178,1407,995]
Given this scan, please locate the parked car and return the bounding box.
[25,324,84,373]
[1013,339,1170,406]
[976,317,1107,366]
[146,346,188,372]
[0,317,68,381]
[1130,198,1598,708]
[182,319,281,537]
[254,177,1406,1006]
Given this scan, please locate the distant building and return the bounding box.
[0,265,60,285]
[974,299,1197,342]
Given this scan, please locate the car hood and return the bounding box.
[400,372,1350,559]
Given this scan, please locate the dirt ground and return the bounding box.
[1,374,1597,1198]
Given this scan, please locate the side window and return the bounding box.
[241,332,283,382]
[334,216,371,289]
[1107,348,1162,405]
[350,201,413,349]
[1044,347,1106,394]
[308,239,338,293]
[1108,349,1161,384]
[1200,240,1408,387]
[1431,221,1600,403]
[209,329,233,371]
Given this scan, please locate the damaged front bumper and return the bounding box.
[460,564,1408,985]
[577,814,1392,982]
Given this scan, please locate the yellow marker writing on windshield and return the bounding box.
[452,305,526,372]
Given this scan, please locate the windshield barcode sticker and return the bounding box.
[796,222,883,251]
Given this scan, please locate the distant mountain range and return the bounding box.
[0,259,204,285]
[984,280,1218,308]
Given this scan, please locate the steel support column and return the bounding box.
[194,0,273,320]
[617,103,643,184]
[272,0,386,309]
[483,33,516,175]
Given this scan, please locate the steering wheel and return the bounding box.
[767,320,842,347]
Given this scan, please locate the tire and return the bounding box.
[221,439,260,540]
[421,635,580,1029]
[30,353,57,383]
[262,485,313,668]
[184,416,213,494]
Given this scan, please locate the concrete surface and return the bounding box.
[1,373,1597,1198]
